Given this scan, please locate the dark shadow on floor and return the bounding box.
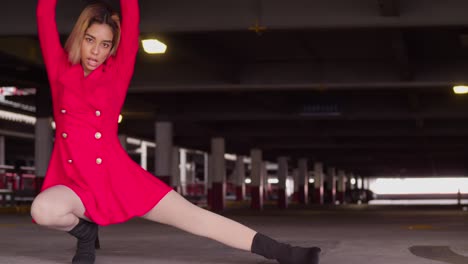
[409,246,468,264]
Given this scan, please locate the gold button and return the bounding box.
[67,159,73,164]
[61,109,67,114]
[96,158,102,164]
[95,132,102,139]
[62,133,68,139]
[95,110,101,117]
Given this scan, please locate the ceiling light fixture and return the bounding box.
[142,39,167,54]
[453,85,468,94]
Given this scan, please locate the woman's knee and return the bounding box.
[31,194,67,226]
[31,185,85,226]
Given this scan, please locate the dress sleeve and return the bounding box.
[115,0,140,85]
[37,0,67,83]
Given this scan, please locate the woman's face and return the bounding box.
[81,23,114,76]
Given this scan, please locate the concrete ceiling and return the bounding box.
[2,0,468,177]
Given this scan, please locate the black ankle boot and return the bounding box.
[68,218,99,264]
[251,233,321,264]
[95,233,101,250]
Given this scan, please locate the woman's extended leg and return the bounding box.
[31,185,99,264]
[143,190,256,250]
[142,190,321,264]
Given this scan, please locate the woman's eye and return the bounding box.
[86,38,93,43]
[103,43,110,48]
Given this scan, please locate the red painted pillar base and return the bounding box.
[236,186,245,201]
[292,191,299,203]
[172,185,182,194]
[313,187,324,205]
[277,188,287,209]
[159,175,171,186]
[207,188,212,208]
[337,191,345,204]
[251,186,263,210]
[211,182,225,211]
[325,190,336,204]
[35,177,45,194]
[298,184,309,205]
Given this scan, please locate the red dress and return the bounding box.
[36,0,172,226]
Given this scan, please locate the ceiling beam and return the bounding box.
[160,110,468,121]
[377,0,400,17]
[258,142,468,150]
[390,30,412,81]
[175,127,468,138]
[4,0,468,35]
[130,59,468,92]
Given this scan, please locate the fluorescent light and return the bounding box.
[308,178,315,184]
[224,153,237,160]
[118,114,123,123]
[245,178,252,184]
[142,39,167,54]
[267,178,279,184]
[453,85,468,94]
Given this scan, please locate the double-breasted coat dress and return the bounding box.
[36,0,172,226]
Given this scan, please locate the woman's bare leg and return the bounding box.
[142,190,256,251]
[31,185,88,231]
[31,185,100,263]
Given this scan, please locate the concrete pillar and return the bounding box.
[35,82,53,192]
[326,167,337,204]
[262,161,269,201]
[292,168,300,202]
[203,153,209,196]
[180,149,189,194]
[357,175,363,190]
[363,177,369,190]
[235,156,246,201]
[0,136,5,165]
[250,149,263,210]
[313,162,324,204]
[155,122,172,185]
[337,170,346,204]
[207,154,213,208]
[186,161,195,186]
[35,117,53,192]
[277,156,288,209]
[118,134,127,151]
[171,147,181,193]
[298,158,309,205]
[355,175,360,189]
[211,138,226,211]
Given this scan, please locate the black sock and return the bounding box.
[67,218,98,264]
[251,233,321,264]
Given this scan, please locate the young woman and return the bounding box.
[32,0,322,263]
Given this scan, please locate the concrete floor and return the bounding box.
[0,205,467,264]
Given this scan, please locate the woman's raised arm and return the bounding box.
[37,0,67,82]
[115,0,140,83]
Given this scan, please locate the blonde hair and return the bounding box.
[65,2,121,64]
